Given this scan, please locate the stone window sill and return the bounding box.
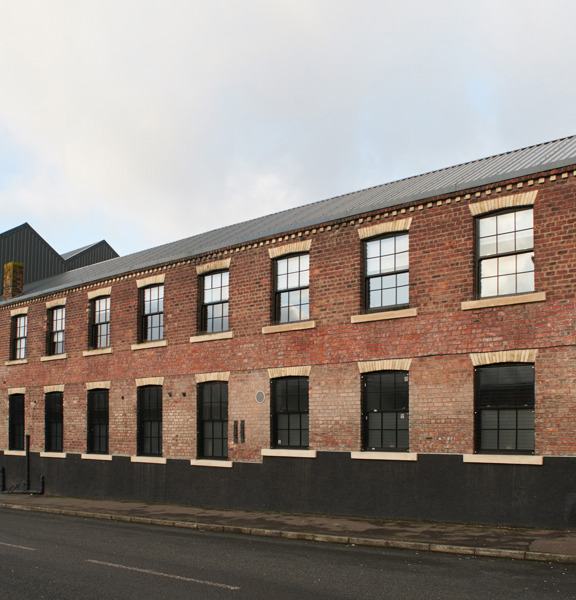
[83,347,113,357]
[462,454,543,466]
[40,452,67,459]
[5,359,28,366]
[3,450,26,456]
[190,331,234,344]
[40,354,67,362]
[130,456,167,464]
[190,459,233,468]
[131,340,168,351]
[461,292,546,311]
[81,453,113,461]
[351,308,418,324]
[262,321,316,335]
[350,451,418,461]
[261,448,317,458]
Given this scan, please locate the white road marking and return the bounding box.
[86,559,240,590]
[0,541,36,551]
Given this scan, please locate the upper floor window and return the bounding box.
[197,381,228,459]
[271,376,309,449]
[365,233,409,311]
[10,315,27,360]
[139,285,164,342]
[362,371,409,451]
[8,394,25,451]
[475,364,535,454]
[48,307,65,355]
[87,389,109,454]
[137,385,162,456]
[274,254,309,323]
[477,208,534,298]
[201,271,229,333]
[89,296,111,349]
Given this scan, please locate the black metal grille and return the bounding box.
[137,385,162,456]
[362,371,409,451]
[8,394,25,451]
[45,392,63,452]
[87,389,109,454]
[201,271,229,333]
[271,377,309,448]
[475,364,535,453]
[198,382,228,459]
[90,296,110,349]
[274,254,309,323]
[365,233,409,311]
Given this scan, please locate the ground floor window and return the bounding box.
[87,389,109,454]
[137,385,162,456]
[362,371,409,451]
[197,381,228,459]
[475,364,535,454]
[8,394,25,451]
[271,376,309,448]
[45,392,63,452]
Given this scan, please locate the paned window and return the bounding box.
[365,233,409,311]
[48,307,65,355]
[271,377,309,448]
[87,389,109,454]
[275,254,309,323]
[90,297,111,349]
[201,271,229,333]
[137,385,162,456]
[8,394,25,451]
[477,208,534,297]
[139,285,164,342]
[45,392,63,452]
[197,381,228,459]
[362,371,409,451]
[475,364,535,454]
[10,315,27,360]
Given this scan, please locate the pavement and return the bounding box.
[0,493,575,564]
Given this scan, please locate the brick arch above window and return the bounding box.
[357,217,412,240]
[358,358,412,373]
[196,258,231,275]
[135,376,164,387]
[268,365,311,378]
[195,371,231,383]
[469,349,538,366]
[468,191,537,216]
[268,240,311,259]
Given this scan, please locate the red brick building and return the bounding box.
[2,136,576,528]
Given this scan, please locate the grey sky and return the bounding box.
[1,1,575,257]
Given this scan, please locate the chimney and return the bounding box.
[3,262,24,300]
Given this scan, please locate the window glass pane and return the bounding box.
[481,277,497,298]
[382,430,396,448]
[479,236,497,257]
[380,288,396,307]
[499,409,517,429]
[366,257,380,275]
[515,209,533,231]
[380,255,395,273]
[479,215,496,237]
[517,430,535,451]
[481,257,498,277]
[481,410,498,429]
[516,252,534,273]
[516,272,534,294]
[277,259,288,275]
[498,429,516,450]
[497,212,515,233]
[277,274,288,290]
[366,240,379,259]
[497,232,516,254]
[395,234,409,253]
[287,256,300,272]
[498,274,516,295]
[517,409,535,429]
[516,229,533,251]
[396,286,409,305]
[480,430,498,450]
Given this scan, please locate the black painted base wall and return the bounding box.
[2,452,575,529]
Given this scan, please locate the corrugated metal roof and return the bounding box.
[4,134,576,305]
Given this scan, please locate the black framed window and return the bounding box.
[475,364,535,454]
[89,296,111,349]
[48,307,65,355]
[45,392,63,452]
[201,271,229,333]
[10,314,27,360]
[477,208,534,298]
[137,385,162,456]
[271,377,309,448]
[365,233,409,311]
[197,381,228,459]
[362,371,409,451]
[8,394,25,451]
[275,254,309,323]
[87,389,109,454]
[139,285,164,342]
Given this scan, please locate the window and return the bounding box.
[89,296,111,349]
[197,381,228,459]
[475,364,535,454]
[271,377,309,448]
[137,385,162,456]
[477,208,534,298]
[8,394,25,451]
[87,389,109,454]
[45,392,63,452]
[200,271,229,333]
[365,233,409,311]
[48,307,65,355]
[10,315,27,360]
[362,371,409,451]
[274,254,309,323]
[139,285,164,342]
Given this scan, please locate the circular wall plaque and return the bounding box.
[255,390,265,404]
